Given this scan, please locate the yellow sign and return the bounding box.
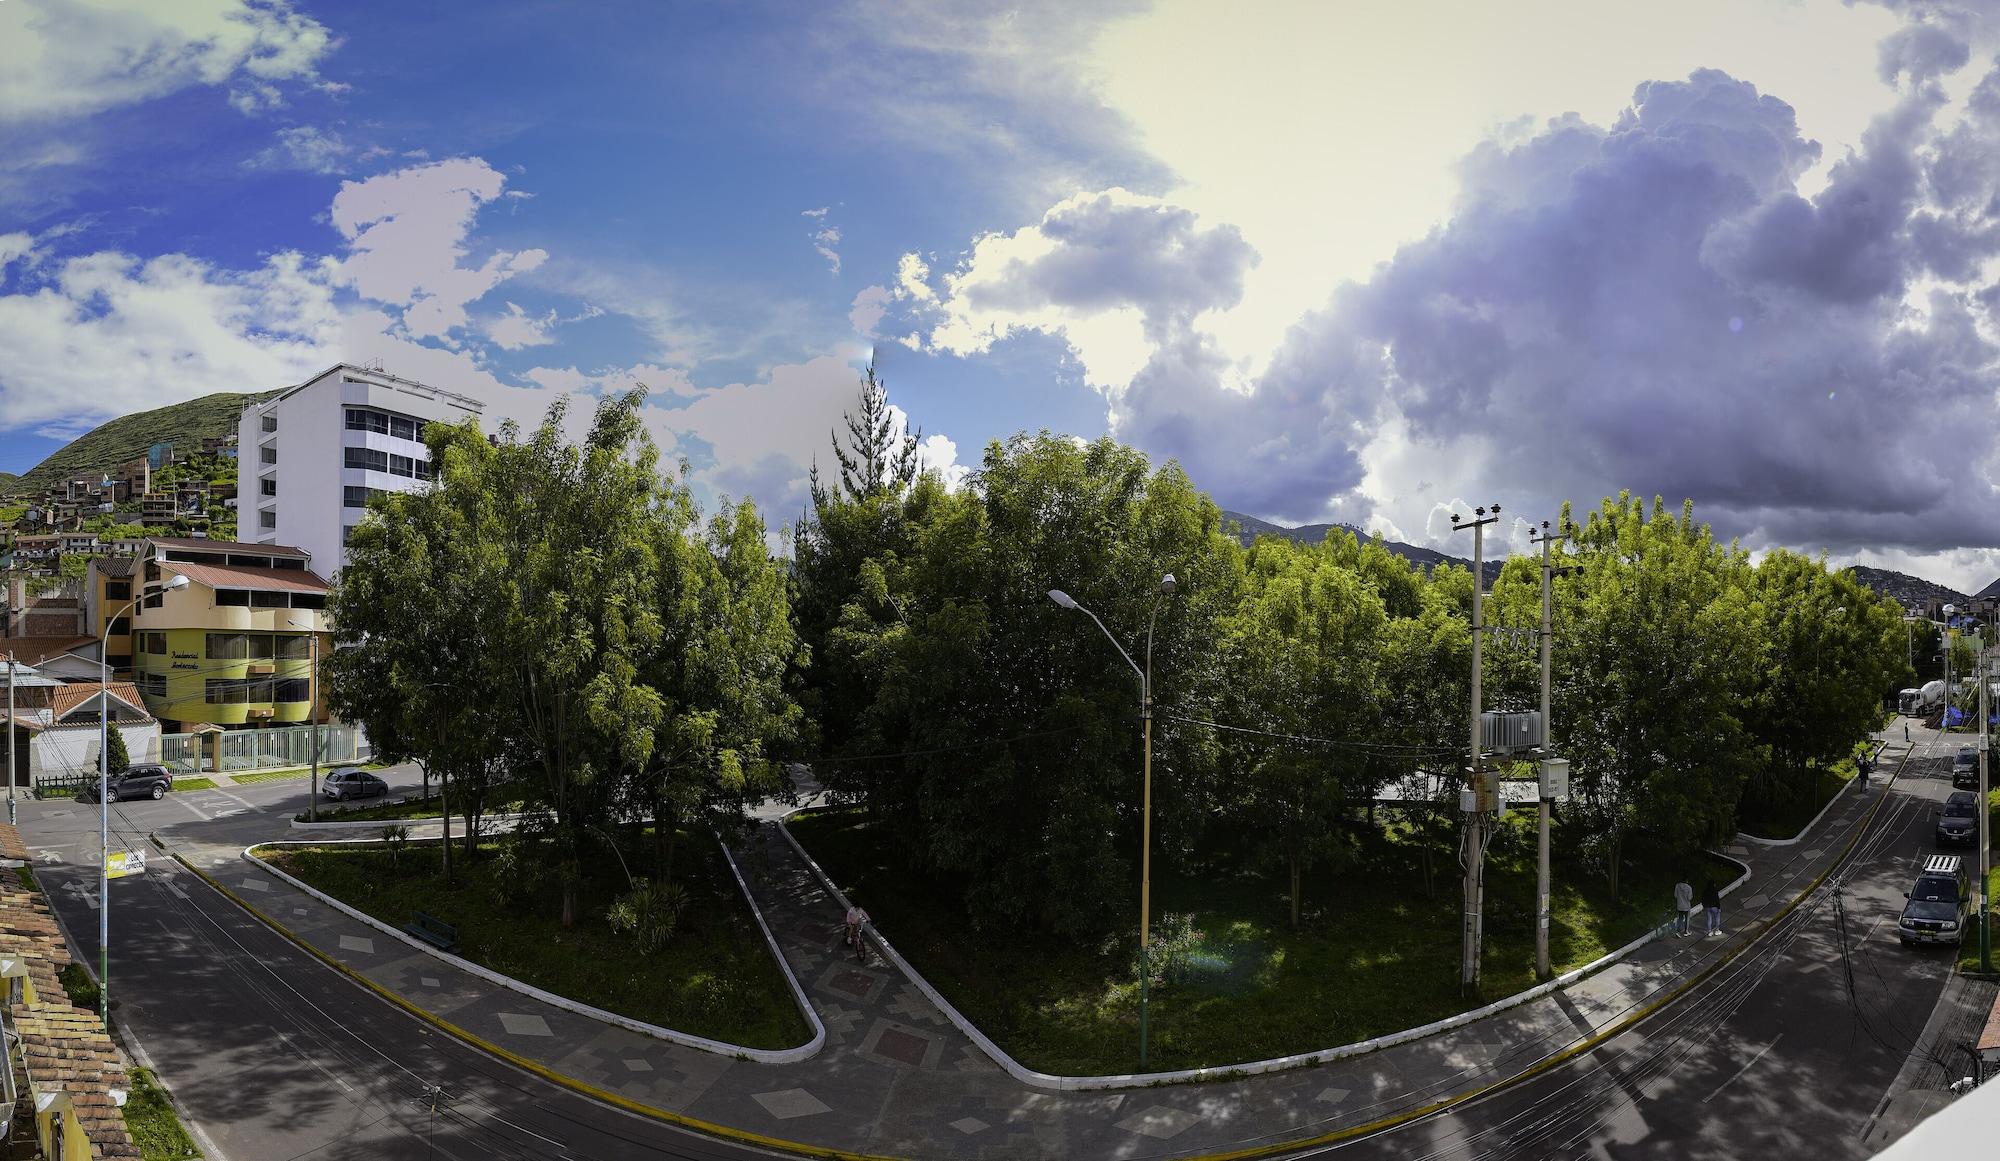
[104,851,146,879]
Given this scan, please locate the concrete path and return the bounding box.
[129,717,1937,1161]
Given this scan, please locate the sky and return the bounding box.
[2,0,1999,591]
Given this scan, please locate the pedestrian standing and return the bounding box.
[1702,879,1723,937]
[1905,723,1911,744]
[1673,876,1694,937]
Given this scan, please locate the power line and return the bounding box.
[1159,712,1462,758]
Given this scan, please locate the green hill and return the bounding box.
[15,390,275,494]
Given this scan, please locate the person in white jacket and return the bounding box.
[1673,877,1694,937]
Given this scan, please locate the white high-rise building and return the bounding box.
[239,364,484,573]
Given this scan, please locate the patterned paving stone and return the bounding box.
[338,934,375,954]
[1803,848,1825,860]
[817,1001,862,1042]
[623,1058,653,1073]
[420,976,441,988]
[293,907,308,916]
[498,1012,552,1037]
[1117,1105,1203,1139]
[753,1088,830,1120]
[1742,894,1770,909]
[950,1117,989,1135]
[885,983,946,1025]
[816,960,890,1005]
[238,878,269,892]
[1316,1086,1351,1103]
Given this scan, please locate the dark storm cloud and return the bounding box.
[1152,66,2000,549]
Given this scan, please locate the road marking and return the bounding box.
[167,795,213,822]
[1702,1033,1783,1104]
[61,882,98,911]
[208,788,262,814]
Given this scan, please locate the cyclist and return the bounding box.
[844,902,871,963]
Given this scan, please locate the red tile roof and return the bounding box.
[50,683,152,725]
[167,562,329,594]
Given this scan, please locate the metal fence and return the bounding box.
[158,723,371,774]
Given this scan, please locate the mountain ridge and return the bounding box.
[11,390,272,494]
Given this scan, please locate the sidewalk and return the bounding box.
[160,735,1912,1160]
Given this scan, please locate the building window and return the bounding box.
[387,454,413,478]
[390,415,417,440]
[261,415,278,433]
[277,635,312,659]
[251,591,288,609]
[292,592,326,610]
[415,459,434,481]
[260,478,277,497]
[143,593,164,609]
[344,447,389,472]
[342,525,358,546]
[345,408,391,435]
[144,631,168,654]
[138,673,166,697]
[274,677,312,703]
[260,447,277,465]
[106,617,130,635]
[259,510,276,530]
[205,679,255,705]
[342,486,380,509]
[206,633,247,660]
[106,581,131,601]
[106,654,132,671]
[215,589,250,607]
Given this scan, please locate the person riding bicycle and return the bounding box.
[844,903,870,963]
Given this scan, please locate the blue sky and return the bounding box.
[4,0,2000,590]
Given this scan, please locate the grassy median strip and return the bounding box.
[171,777,216,793]
[124,1067,202,1160]
[265,833,808,1049]
[792,806,1736,1075]
[1737,757,1856,840]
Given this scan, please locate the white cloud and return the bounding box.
[0,0,336,123]
[331,158,548,340]
[848,285,890,336]
[485,302,557,350]
[803,209,842,274]
[252,124,349,173]
[0,248,341,430]
[916,432,969,490]
[228,82,285,115]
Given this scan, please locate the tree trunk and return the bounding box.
[1289,856,1302,930]
[1607,829,1623,900]
[561,880,575,928]
[440,780,454,882]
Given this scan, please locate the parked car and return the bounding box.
[1898,854,1969,947]
[1952,746,1981,790]
[321,768,388,801]
[1936,790,1980,848]
[77,765,172,803]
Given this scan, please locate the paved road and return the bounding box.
[1309,734,1968,1161]
[17,770,789,1161]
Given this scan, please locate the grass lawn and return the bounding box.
[124,1067,202,1160]
[296,780,533,824]
[231,769,311,785]
[172,777,217,793]
[265,832,807,1049]
[1737,759,1856,840]
[1957,865,1999,975]
[790,807,1737,1075]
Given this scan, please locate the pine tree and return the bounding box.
[815,361,920,507]
[105,721,130,775]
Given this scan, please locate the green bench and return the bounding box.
[403,911,459,952]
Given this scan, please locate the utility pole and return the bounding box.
[1981,649,1992,974]
[6,650,14,827]
[1451,503,1499,996]
[309,631,321,824]
[1529,521,1568,981]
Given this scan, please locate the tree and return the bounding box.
[104,721,129,775]
[1221,534,1389,927]
[815,361,921,506]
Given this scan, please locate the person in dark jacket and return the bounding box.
[1701,880,1723,936]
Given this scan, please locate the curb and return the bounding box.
[242,836,826,1065]
[775,814,1751,1093]
[168,846,892,1161]
[1737,767,1865,848]
[287,810,539,832]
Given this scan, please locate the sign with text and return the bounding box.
[104,851,146,878]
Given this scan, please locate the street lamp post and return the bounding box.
[288,618,322,822]
[98,572,188,1029]
[1944,604,1958,731]
[1050,574,1176,1071]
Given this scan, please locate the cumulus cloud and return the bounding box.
[331,158,548,340]
[848,285,890,336]
[915,63,2000,564]
[0,0,335,123]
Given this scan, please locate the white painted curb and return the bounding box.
[243,836,825,1065]
[1738,740,1886,848]
[776,813,1753,1092]
[289,811,539,833]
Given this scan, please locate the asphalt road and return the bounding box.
[1303,739,1969,1161]
[16,770,792,1161]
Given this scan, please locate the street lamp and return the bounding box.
[1945,604,1958,731]
[1049,573,1177,1070]
[99,571,189,1029]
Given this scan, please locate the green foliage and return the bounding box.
[58,962,100,1011]
[605,878,690,952]
[123,1068,203,1161]
[16,392,268,494]
[105,722,130,775]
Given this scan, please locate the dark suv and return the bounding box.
[77,764,173,803]
[1898,854,1969,947]
[1952,746,1981,790]
[1936,791,1979,848]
